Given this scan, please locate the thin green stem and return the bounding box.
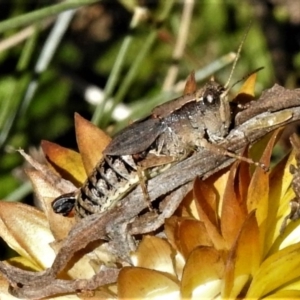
[102,30,158,127]
[91,7,146,126]
[110,53,236,135]
[92,2,176,127]
[0,0,98,34]
[5,181,32,202]
[91,34,133,126]
[20,9,76,114]
[17,24,39,72]
[0,26,37,148]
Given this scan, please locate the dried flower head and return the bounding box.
[1,77,300,299]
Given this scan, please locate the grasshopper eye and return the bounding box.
[202,93,217,105]
[205,94,214,103]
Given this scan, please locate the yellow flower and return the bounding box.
[116,76,300,299]
[116,130,300,299]
[1,76,300,299]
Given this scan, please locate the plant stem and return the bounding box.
[0,0,98,34]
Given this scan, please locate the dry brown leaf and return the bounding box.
[181,246,224,299]
[183,70,197,95]
[118,267,179,299]
[177,219,213,259]
[0,202,55,269]
[25,169,75,240]
[220,161,248,248]
[41,140,86,185]
[75,113,111,175]
[132,236,176,276]
[193,177,225,250]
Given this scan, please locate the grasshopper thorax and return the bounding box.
[195,80,230,142]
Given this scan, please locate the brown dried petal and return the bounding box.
[177,219,213,259]
[18,149,76,196]
[220,161,248,248]
[247,129,281,246]
[0,202,55,269]
[183,71,197,95]
[181,246,224,299]
[41,140,86,185]
[193,177,226,250]
[75,113,111,175]
[118,267,180,299]
[131,236,176,276]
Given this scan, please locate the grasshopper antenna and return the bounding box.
[224,21,252,91]
[230,66,264,90]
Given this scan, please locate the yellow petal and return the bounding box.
[0,202,55,269]
[75,113,111,175]
[270,214,300,253]
[19,149,76,236]
[223,211,261,298]
[181,246,224,299]
[7,256,41,271]
[193,178,218,227]
[247,130,279,255]
[131,236,176,277]
[50,240,100,280]
[265,280,300,298]
[264,289,300,299]
[247,242,300,298]
[164,216,179,250]
[232,72,258,108]
[177,190,199,219]
[193,177,225,250]
[118,267,180,299]
[164,217,188,280]
[207,169,230,212]
[271,148,296,205]
[266,149,296,248]
[41,140,86,185]
[238,72,257,97]
[220,161,248,248]
[177,219,212,259]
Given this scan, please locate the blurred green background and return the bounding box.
[0,0,300,209]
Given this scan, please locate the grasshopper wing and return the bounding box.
[104,118,164,156]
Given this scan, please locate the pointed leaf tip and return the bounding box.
[238,72,257,97]
[41,140,86,185]
[183,71,197,95]
[74,113,111,175]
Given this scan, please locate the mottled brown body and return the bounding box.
[52,80,230,218]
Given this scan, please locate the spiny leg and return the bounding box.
[136,166,153,211]
[137,154,176,211]
[198,139,269,172]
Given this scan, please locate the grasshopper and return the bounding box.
[52,77,235,217]
[52,28,262,218]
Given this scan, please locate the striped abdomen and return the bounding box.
[75,154,139,217]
